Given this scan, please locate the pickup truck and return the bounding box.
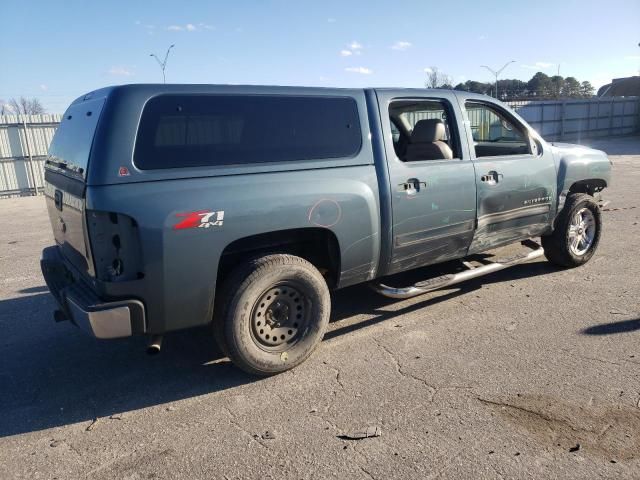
[40,85,611,375]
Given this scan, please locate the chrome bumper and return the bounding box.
[40,246,145,339]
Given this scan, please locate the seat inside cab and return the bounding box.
[389,100,457,161]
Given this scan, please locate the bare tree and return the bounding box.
[0,100,9,115]
[425,66,452,89]
[7,97,46,115]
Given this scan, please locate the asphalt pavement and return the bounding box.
[0,136,639,479]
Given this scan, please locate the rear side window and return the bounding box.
[388,99,460,161]
[134,95,362,169]
[47,97,106,178]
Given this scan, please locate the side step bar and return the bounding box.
[371,240,545,300]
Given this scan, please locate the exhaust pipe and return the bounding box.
[147,335,163,355]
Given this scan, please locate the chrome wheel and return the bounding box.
[250,284,308,352]
[568,207,596,256]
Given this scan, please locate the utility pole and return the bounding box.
[150,44,175,83]
[481,60,516,100]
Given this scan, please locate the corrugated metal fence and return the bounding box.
[1,97,639,198]
[506,97,640,141]
[405,97,640,142]
[0,114,61,197]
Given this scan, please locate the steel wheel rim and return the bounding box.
[250,284,309,352]
[568,207,596,256]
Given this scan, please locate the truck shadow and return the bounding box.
[0,293,249,438]
[327,260,556,338]
[581,318,640,335]
[0,261,556,438]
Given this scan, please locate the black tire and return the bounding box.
[541,193,602,267]
[215,254,330,376]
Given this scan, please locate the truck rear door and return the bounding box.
[458,99,557,253]
[44,96,106,278]
[375,91,477,275]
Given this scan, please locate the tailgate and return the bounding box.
[44,96,106,278]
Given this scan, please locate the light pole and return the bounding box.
[150,44,175,84]
[481,60,516,100]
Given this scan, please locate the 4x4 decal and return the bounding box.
[174,210,225,230]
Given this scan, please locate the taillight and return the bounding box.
[86,210,144,282]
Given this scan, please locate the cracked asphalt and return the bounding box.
[1,137,639,479]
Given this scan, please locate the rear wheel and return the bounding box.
[215,254,330,376]
[541,193,602,267]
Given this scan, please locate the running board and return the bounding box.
[371,240,545,300]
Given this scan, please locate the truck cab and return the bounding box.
[375,89,558,274]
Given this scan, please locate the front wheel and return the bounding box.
[541,193,602,267]
[215,254,331,376]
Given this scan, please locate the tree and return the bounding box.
[425,67,452,89]
[527,72,552,98]
[454,80,492,95]
[497,79,527,100]
[7,97,45,115]
[561,77,581,98]
[438,71,594,100]
[0,100,10,115]
[550,75,565,99]
[580,81,594,98]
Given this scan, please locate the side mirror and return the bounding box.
[530,136,543,156]
[500,119,513,131]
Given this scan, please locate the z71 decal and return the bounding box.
[174,210,225,230]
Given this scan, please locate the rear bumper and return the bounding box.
[40,246,145,339]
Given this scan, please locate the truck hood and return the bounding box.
[550,142,608,159]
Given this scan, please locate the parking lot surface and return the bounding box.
[0,137,639,479]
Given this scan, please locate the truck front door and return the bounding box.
[376,92,477,275]
[459,99,557,253]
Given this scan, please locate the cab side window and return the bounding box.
[465,102,530,158]
[134,95,362,169]
[388,99,459,161]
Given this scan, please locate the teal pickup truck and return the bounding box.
[40,85,611,375]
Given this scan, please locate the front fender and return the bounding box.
[552,143,611,211]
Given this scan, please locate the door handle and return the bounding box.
[398,178,427,194]
[480,171,502,185]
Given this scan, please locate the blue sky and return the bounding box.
[1,0,639,113]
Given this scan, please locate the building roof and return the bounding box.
[597,76,640,97]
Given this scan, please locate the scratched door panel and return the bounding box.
[463,101,557,253]
[387,159,477,273]
[376,91,477,275]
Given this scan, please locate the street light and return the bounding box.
[481,60,516,100]
[150,44,175,84]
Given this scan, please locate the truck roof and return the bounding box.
[69,84,494,107]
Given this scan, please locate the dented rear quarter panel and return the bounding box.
[86,85,380,334]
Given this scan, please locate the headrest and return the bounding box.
[411,119,446,143]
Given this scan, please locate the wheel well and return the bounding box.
[217,228,341,289]
[569,179,607,195]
